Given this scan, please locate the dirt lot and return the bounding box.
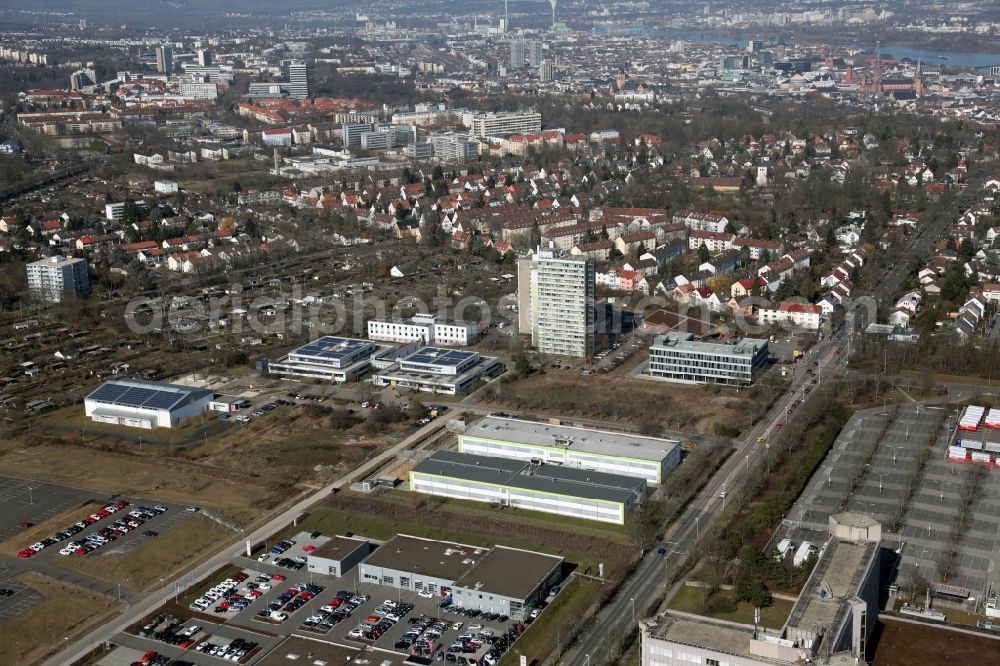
[176,408,391,486]
[0,500,103,556]
[0,572,116,663]
[0,436,286,525]
[484,372,748,434]
[53,514,226,590]
[870,618,999,665]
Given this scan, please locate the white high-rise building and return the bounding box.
[526,41,544,68]
[509,39,526,68]
[287,60,309,98]
[26,255,90,303]
[539,60,554,82]
[518,248,595,358]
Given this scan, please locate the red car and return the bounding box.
[17,549,33,558]
[774,422,783,430]
[18,521,32,529]
[272,574,286,581]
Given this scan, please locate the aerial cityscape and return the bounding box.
[0,0,999,664]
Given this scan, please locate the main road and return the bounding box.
[561,336,847,665]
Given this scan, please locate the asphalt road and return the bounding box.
[561,337,847,665]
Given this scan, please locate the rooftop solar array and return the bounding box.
[85,379,210,412]
[402,347,478,367]
[290,336,375,364]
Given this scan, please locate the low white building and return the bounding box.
[84,378,212,429]
[757,301,822,330]
[372,346,502,395]
[154,180,178,194]
[367,313,480,346]
[267,336,390,383]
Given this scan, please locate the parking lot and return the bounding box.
[782,403,1000,599]
[0,475,95,544]
[98,524,553,666]
[0,578,43,622]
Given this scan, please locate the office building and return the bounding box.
[518,248,595,358]
[197,49,212,67]
[26,255,90,303]
[155,45,173,74]
[267,336,389,383]
[372,347,502,395]
[648,332,769,386]
[342,122,375,148]
[527,41,544,68]
[428,132,480,162]
[469,112,542,138]
[509,39,526,68]
[404,142,433,160]
[367,314,479,346]
[641,513,882,666]
[180,82,218,99]
[410,450,646,525]
[360,128,394,150]
[357,534,562,620]
[287,60,309,98]
[458,416,681,486]
[84,379,213,429]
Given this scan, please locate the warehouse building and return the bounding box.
[409,450,646,524]
[358,534,562,620]
[372,347,502,395]
[267,336,391,383]
[459,416,680,486]
[306,536,372,577]
[648,331,769,386]
[84,378,212,429]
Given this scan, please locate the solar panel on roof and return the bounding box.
[88,383,129,402]
[142,391,181,409]
[119,387,158,406]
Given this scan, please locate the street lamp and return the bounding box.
[695,516,700,542]
[630,597,635,625]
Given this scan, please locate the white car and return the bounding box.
[452,622,464,631]
[348,627,365,638]
[417,589,434,599]
[257,553,269,562]
[270,611,289,622]
[258,583,271,590]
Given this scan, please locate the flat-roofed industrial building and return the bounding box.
[357,534,562,620]
[409,450,646,524]
[458,416,680,486]
[305,535,372,577]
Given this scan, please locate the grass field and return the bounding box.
[380,490,634,542]
[52,514,227,590]
[666,584,793,628]
[497,577,601,666]
[0,572,117,664]
[484,372,748,435]
[0,441,286,525]
[0,500,102,556]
